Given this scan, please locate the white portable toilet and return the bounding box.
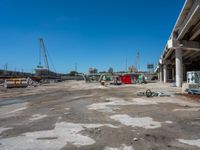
[187,71,200,84]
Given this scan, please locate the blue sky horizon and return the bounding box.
[0,0,185,73]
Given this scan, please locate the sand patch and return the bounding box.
[72,94,94,99]
[178,139,200,148]
[104,144,134,150]
[88,96,200,113]
[87,97,151,113]
[149,97,200,107]
[164,121,173,124]
[29,114,47,121]
[173,108,200,112]
[68,81,107,90]
[65,108,70,111]
[0,127,12,138]
[110,114,161,129]
[0,127,11,134]
[0,102,28,118]
[0,122,118,149]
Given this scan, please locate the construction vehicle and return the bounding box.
[34,38,59,83]
[35,38,50,75]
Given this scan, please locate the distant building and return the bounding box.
[147,64,154,73]
[89,68,98,74]
[128,65,138,73]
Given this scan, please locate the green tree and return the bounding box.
[108,67,114,73]
[69,71,78,76]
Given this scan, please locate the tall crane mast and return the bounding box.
[135,52,140,71]
[38,38,50,70]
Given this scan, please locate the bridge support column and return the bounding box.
[163,64,167,83]
[159,65,163,82]
[172,67,175,81]
[176,48,183,87]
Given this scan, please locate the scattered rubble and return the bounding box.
[137,89,171,97]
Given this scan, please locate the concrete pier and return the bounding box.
[159,66,163,82]
[155,0,200,87]
[163,64,167,83]
[175,48,183,87]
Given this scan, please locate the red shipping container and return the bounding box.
[120,74,132,84]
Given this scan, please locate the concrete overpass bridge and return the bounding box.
[156,0,200,87]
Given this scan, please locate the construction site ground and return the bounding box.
[0,81,200,150]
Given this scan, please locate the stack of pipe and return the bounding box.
[4,78,28,88]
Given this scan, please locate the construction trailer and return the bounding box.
[120,74,132,84]
[99,74,122,85]
[187,71,200,84]
[120,74,146,84]
[98,73,146,85]
[185,71,200,95]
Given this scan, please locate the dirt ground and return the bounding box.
[0,81,200,150]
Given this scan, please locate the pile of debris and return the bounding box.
[183,83,200,95]
[2,77,39,88]
[137,89,171,97]
[26,77,40,87]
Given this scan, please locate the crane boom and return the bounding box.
[39,38,49,70]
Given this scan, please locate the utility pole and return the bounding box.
[14,68,17,76]
[4,64,8,71]
[75,63,78,80]
[135,52,140,72]
[4,63,8,75]
[21,69,24,76]
[125,57,127,73]
[75,63,77,72]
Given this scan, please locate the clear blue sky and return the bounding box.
[0,0,185,73]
